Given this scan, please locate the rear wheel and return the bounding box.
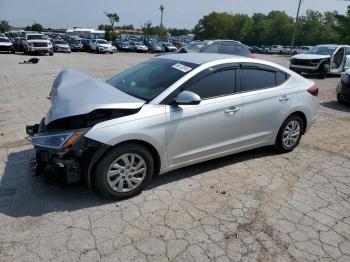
[94,143,154,199]
[275,115,303,153]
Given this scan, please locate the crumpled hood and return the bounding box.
[292,54,330,60]
[45,68,145,125]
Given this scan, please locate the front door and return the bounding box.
[330,47,346,73]
[165,66,243,166]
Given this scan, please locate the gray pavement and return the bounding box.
[0,52,349,262]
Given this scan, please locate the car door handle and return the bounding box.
[225,107,240,115]
[279,96,290,102]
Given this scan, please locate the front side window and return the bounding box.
[184,69,236,99]
[107,58,198,101]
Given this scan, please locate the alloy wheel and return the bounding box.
[282,120,301,148]
[106,153,147,193]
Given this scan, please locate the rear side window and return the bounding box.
[240,66,289,92]
[221,43,251,57]
[185,69,236,99]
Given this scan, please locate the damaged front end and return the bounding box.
[26,68,144,186]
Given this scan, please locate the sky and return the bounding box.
[0,0,349,29]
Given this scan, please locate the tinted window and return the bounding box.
[276,71,289,85]
[201,43,219,53]
[185,69,236,99]
[220,43,235,54]
[240,69,276,91]
[346,47,350,55]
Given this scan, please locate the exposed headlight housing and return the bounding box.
[27,129,88,150]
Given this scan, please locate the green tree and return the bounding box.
[335,6,350,44]
[105,12,120,28]
[0,20,11,33]
[25,23,43,32]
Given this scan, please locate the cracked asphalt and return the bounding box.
[0,53,349,262]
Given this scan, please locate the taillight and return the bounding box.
[250,53,256,59]
[307,85,318,96]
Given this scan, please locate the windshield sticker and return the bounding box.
[172,63,192,73]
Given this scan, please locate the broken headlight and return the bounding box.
[28,129,88,150]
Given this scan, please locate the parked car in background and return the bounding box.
[179,40,252,58]
[289,45,350,79]
[53,40,71,53]
[0,37,15,53]
[23,33,53,56]
[265,45,284,54]
[13,37,25,52]
[178,40,210,53]
[249,46,264,54]
[147,42,162,53]
[336,69,350,104]
[68,39,84,51]
[26,53,318,199]
[90,39,116,54]
[291,46,312,56]
[114,40,130,52]
[163,42,177,52]
[129,41,148,52]
[81,38,92,52]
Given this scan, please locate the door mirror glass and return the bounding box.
[175,91,201,105]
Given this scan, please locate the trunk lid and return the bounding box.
[45,68,145,125]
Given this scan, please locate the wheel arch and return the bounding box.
[285,111,307,134]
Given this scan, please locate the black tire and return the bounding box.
[337,93,344,104]
[318,64,327,79]
[275,115,304,153]
[93,143,154,199]
[49,52,54,56]
[24,48,28,55]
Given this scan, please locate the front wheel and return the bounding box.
[94,143,154,199]
[318,64,327,79]
[275,115,303,153]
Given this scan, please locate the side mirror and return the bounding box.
[174,91,201,105]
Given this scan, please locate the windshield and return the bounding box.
[97,40,108,44]
[54,40,67,44]
[0,38,10,42]
[308,46,337,55]
[135,42,143,45]
[106,58,198,101]
[182,42,207,53]
[27,34,47,40]
[70,40,81,44]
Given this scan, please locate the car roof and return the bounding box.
[156,53,246,65]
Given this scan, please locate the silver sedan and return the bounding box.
[27,53,318,199]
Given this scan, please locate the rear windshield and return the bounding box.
[107,58,198,101]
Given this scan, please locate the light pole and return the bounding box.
[291,0,303,50]
[160,5,165,27]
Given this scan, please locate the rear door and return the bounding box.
[165,65,243,166]
[238,63,294,146]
